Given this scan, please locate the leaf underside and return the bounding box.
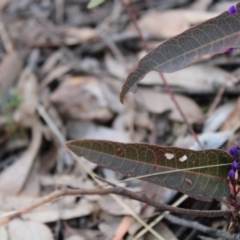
[66,139,233,202]
[120,3,240,102]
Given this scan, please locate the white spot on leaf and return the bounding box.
[179,155,187,162]
[185,177,192,185]
[164,153,174,160]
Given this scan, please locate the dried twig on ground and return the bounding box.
[164,213,240,240]
[0,181,232,227]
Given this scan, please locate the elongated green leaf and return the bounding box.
[66,140,233,202]
[120,3,240,102]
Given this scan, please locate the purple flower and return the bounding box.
[228,5,237,15]
[228,146,238,157]
[231,160,238,169]
[226,48,233,53]
[228,169,235,179]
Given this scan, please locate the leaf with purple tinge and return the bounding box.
[120,3,240,102]
[66,139,233,202]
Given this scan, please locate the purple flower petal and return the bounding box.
[228,169,235,179]
[231,160,238,169]
[228,146,238,157]
[228,5,237,15]
[226,48,233,53]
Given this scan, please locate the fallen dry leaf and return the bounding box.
[50,76,113,121]
[190,131,233,150]
[40,50,63,75]
[98,216,122,239]
[16,70,39,125]
[67,121,130,142]
[20,160,40,197]
[0,193,93,223]
[190,0,212,11]
[221,97,240,132]
[40,174,95,192]
[64,228,105,240]
[174,134,199,149]
[113,215,133,240]
[98,196,141,216]
[66,236,85,240]
[140,65,235,91]
[0,195,36,214]
[39,143,58,173]
[0,226,8,240]
[175,130,234,151]
[8,219,54,240]
[0,121,42,195]
[59,26,97,43]
[0,0,10,11]
[105,54,128,80]
[0,51,23,96]
[24,198,94,222]
[40,64,73,90]
[135,88,203,123]
[30,26,97,46]
[136,10,218,39]
[203,102,235,132]
[100,81,125,113]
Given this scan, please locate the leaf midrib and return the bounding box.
[69,145,228,179]
[143,15,239,71]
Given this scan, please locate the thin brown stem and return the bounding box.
[206,81,226,117]
[122,0,203,149]
[0,184,232,226]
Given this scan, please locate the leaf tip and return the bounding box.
[119,92,125,104]
[65,140,73,149]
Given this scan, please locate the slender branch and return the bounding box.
[121,0,203,149]
[0,184,232,226]
[0,187,113,226]
[164,213,240,240]
[206,81,226,117]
